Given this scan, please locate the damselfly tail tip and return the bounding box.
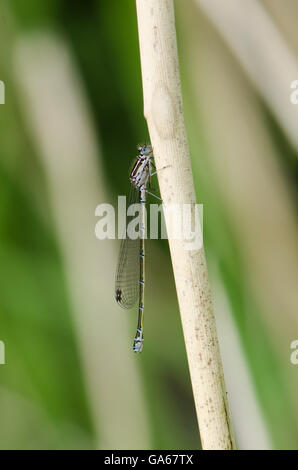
[133,329,144,353]
[133,341,143,353]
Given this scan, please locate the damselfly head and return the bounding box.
[137,144,152,157]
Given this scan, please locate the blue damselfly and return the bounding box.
[115,144,160,353]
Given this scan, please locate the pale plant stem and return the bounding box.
[136,0,236,450]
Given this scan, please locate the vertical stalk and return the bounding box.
[136,0,236,449]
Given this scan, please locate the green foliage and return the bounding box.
[0,0,297,450]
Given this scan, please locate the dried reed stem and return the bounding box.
[136,0,236,450]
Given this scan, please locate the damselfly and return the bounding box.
[115,144,160,353]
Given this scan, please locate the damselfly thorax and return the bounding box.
[130,145,153,189]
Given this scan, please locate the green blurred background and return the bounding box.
[0,0,297,450]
